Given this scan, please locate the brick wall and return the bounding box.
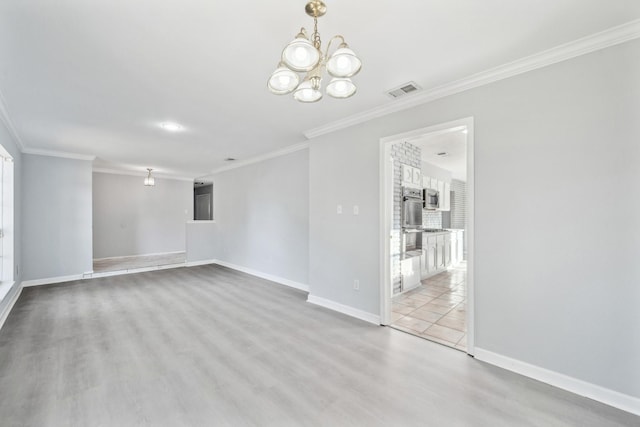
[391,141,421,294]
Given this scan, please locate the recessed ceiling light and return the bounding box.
[437,152,449,157]
[159,122,183,132]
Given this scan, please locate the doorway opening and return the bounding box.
[194,180,213,221]
[379,118,475,354]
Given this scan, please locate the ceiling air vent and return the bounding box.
[386,82,421,99]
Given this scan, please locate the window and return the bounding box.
[0,146,14,300]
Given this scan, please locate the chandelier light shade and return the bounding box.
[293,78,323,103]
[326,45,362,77]
[267,63,300,94]
[282,32,321,72]
[144,168,155,186]
[268,0,361,102]
[326,77,356,98]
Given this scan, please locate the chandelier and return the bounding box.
[144,168,155,186]
[267,0,362,103]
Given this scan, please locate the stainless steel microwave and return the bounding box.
[423,188,439,210]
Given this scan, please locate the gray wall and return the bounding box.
[186,222,218,263]
[209,149,309,285]
[92,172,192,259]
[0,119,22,311]
[22,154,92,280]
[309,39,640,398]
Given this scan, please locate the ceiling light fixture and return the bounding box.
[144,168,155,186]
[267,0,362,103]
[160,122,183,132]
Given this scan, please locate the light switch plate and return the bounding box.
[337,204,342,214]
[353,205,359,215]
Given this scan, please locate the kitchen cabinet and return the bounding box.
[423,175,436,190]
[402,164,413,184]
[421,236,438,279]
[436,235,445,269]
[440,182,451,211]
[444,233,451,266]
[430,177,438,190]
[401,164,421,188]
[456,230,464,262]
[401,255,421,290]
[412,168,422,186]
[451,232,459,265]
[421,230,464,279]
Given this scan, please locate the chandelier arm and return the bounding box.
[323,35,346,58]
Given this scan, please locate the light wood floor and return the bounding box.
[93,252,186,273]
[0,265,637,426]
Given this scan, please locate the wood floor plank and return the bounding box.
[0,265,637,426]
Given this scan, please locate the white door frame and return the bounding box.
[378,117,475,355]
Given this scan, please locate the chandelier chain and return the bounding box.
[312,17,321,50]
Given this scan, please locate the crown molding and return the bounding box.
[304,19,640,139]
[0,90,25,151]
[208,141,309,176]
[22,147,96,161]
[93,168,195,182]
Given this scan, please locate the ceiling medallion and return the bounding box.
[267,0,362,103]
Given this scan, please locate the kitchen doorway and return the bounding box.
[379,118,475,354]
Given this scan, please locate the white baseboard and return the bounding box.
[214,260,309,292]
[474,348,640,416]
[0,282,22,331]
[307,294,381,325]
[93,251,185,262]
[22,274,84,287]
[185,259,217,267]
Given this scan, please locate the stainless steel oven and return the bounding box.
[402,187,423,228]
[423,188,440,210]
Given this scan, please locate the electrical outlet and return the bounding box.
[337,204,343,214]
[353,279,360,291]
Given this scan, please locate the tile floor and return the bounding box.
[390,262,467,351]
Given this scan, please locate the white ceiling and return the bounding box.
[1,1,638,178]
[412,129,467,181]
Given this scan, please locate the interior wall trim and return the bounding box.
[185,259,218,267]
[0,282,22,332]
[304,19,640,139]
[93,168,195,182]
[22,274,85,287]
[307,294,381,325]
[474,348,640,417]
[92,251,185,262]
[214,259,309,293]
[22,148,96,161]
[0,90,25,151]
[208,141,310,176]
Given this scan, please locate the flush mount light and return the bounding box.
[144,168,155,186]
[159,122,183,132]
[267,0,362,102]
